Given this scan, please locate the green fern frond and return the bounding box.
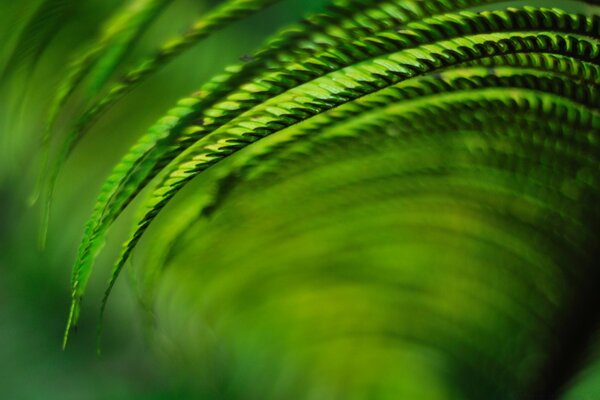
[32,0,172,244]
[47,0,600,397]
[42,0,173,145]
[130,79,597,332]
[42,0,281,254]
[93,10,599,340]
[65,8,600,343]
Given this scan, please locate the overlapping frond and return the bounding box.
[40,0,281,232]
[52,0,600,397]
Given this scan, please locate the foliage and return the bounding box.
[4,0,600,398]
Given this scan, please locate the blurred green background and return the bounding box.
[0,0,328,398]
[0,0,598,399]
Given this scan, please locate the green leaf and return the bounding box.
[44,0,281,258]
[91,25,596,354]
[33,0,173,245]
[89,10,599,346]
[50,1,600,396]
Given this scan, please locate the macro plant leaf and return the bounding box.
[42,0,173,147]
[32,0,173,235]
[37,0,600,397]
[96,9,600,339]
[40,0,281,247]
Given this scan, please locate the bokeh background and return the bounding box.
[0,0,598,399]
[0,1,327,398]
